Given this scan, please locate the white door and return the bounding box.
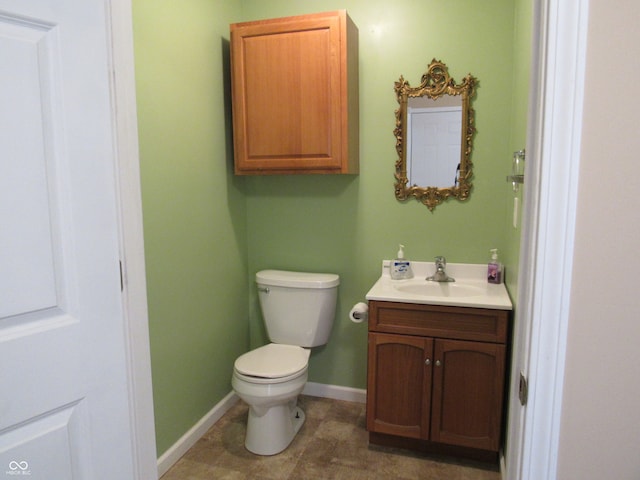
[0,1,153,478]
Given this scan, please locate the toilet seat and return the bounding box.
[233,367,307,385]
[234,344,310,384]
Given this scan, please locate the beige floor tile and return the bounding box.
[161,395,500,480]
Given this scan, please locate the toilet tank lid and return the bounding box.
[256,270,340,289]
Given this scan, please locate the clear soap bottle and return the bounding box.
[391,244,414,280]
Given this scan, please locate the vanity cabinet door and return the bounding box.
[367,333,433,439]
[230,10,359,175]
[430,339,506,451]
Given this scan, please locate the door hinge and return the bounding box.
[119,260,124,292]
[519,371,528,406]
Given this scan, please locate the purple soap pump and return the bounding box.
[487,248,503,284]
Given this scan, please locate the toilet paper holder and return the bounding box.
[349,302,369,323]
[352,310,366,321]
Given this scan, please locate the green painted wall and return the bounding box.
[133,0,530,457]
[133,0,247,455]
[241,0,524,389]
[502,0,532,303]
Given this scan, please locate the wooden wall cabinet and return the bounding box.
[230,10,359,175]
[367,300,509,457]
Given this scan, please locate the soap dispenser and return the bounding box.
[488,248,503,284]
[391,244,414,280]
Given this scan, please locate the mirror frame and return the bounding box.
[394,59,477,211]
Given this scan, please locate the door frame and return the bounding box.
[108,0,592,478]
[107,0,157,478]
[505,0,589,479]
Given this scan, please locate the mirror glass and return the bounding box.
[394,59,477,210]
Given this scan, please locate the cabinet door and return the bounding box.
[430,339,506,451]
[367,333,433,439]
[231,11,358,174]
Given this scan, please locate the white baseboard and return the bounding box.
[156,391,239,477]
[302,382,367,404]
[156,383,366,476]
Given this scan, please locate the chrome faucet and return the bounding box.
[426,256,455,282]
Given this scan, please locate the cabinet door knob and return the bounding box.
[425,358,431,365]
[435,360,442,367]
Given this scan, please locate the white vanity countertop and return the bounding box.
[365,261,513,310]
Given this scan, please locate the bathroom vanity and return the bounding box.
[365,261,512,462]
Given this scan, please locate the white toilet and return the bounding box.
[231,269,339,455]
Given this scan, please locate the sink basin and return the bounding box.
[394,282,485,298]
[365,261,513,310]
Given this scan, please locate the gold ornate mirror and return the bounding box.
[394,59,477,211]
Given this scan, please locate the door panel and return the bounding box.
[1,15,61,321]
[1,402,91,478]
[367,333,433,439]
[431,339,506,451]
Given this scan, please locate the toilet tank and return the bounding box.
[256,270,340,347]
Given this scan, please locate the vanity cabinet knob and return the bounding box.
[435,360,442,367]
[425,358,431,365]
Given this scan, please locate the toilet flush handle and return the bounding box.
[258,287,270,294]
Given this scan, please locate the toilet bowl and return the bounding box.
[232,343,310,455]
[231,270,339,455]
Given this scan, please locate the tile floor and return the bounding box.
[160,395,501,480]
